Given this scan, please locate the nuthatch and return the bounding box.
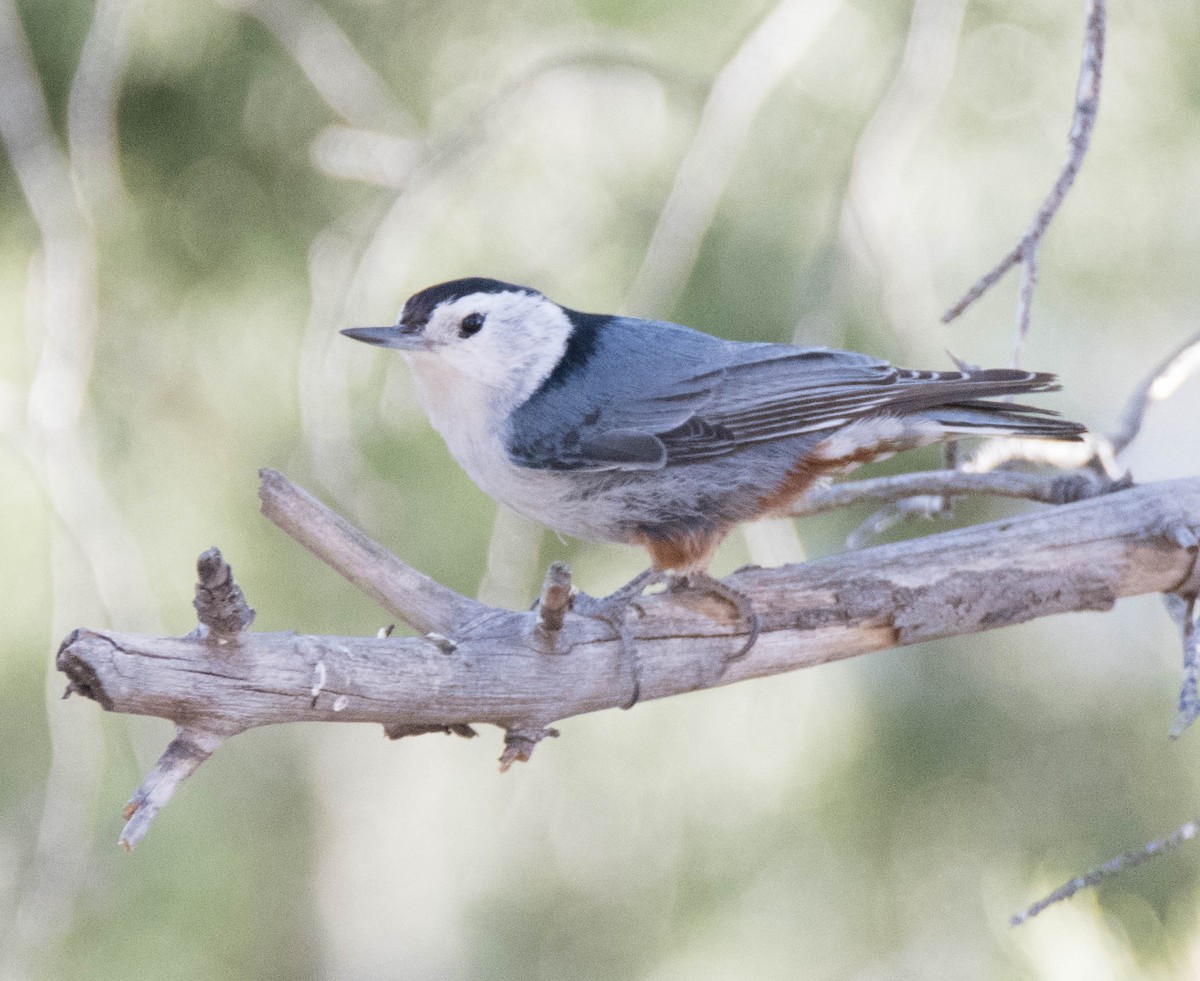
[343,278,1084,693]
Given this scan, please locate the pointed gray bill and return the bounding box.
[340,326,425,350]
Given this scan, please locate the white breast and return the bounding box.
[404,353,597,536]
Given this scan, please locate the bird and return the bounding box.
[343,277,1084,699]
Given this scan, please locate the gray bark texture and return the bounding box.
[59,475,1199,736]
[53,470,1200,847]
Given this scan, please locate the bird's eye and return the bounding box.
[458,313,485,338]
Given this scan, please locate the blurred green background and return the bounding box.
[3,0,1200,977]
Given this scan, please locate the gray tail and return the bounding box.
[906,369,1084,441]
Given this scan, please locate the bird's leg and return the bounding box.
[667,571,761,663]
[572,568,667,710]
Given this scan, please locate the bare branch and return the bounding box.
[1109,328,1200,457]
[1011,818,1200,926]
[58,478,1200,845]
[1168,593,1200,739]
[1012,246,1039,369]
[942,0,1106,336]
[258,468,486,636]
[119,730,224,851]
[787,468,1115,520]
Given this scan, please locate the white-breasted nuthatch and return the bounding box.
[343,278,1084,692]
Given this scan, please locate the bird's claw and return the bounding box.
[572,568,666,710]
[669,571,761,661]
[572,568,761,708]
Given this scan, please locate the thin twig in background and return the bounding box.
[1108,328,1200,457]
[216,0,416,133]
[942,0,1106,369]
[0,0,158,970]
[1169,593,1200,738]
[476,506,546,609]
[623,0,842,318]
[1011,818,1200,927]
[66,0,143,214]
[837,0,967,344]
[839,1,1106,545]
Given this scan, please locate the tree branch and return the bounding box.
[786,467,1120,519]
[942,0,1106,362]
[258,467,486,636]
[1108,328,1200,458]
[57,473,1200,846]
[1012,816,1200,927]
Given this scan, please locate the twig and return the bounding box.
[535,561,573,635]
[477,505,544,610]
[1013,248,1040,368]
[119,730,224,851]
[499,726,560,772]
[1011,818,1200,926]
[193,547,256,636]
[66,0,143,214]
[942,0,1106,359]
[1109,328,1200,457]
[1168,593,1200,739]
[258,468,486,636]
[786,468,1114,520]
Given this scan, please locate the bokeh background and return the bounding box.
[3,0,1200,977]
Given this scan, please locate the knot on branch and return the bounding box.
[535,561,573,636]
[56,630,114,709]
[193,547,255,636]
[383,722,478,740]
[499,725,560,772]
[1049,470,1129,504]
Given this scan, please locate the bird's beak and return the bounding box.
[340,326,427,351]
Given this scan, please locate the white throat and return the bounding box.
[400,291,573,495]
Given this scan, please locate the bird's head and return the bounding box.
[342,278,572,400]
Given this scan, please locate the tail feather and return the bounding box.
[925,397,1085,442]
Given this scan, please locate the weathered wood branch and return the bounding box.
[258,468,486,635]
[56,473,1200,846]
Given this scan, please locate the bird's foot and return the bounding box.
[572,569,761,706]
[667,571,761,664]
[572,569,667,710]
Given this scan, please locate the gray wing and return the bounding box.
[504,315,1059,471]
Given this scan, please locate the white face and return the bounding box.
[404,290,572,405]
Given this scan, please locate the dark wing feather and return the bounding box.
[658,366,1069,464]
